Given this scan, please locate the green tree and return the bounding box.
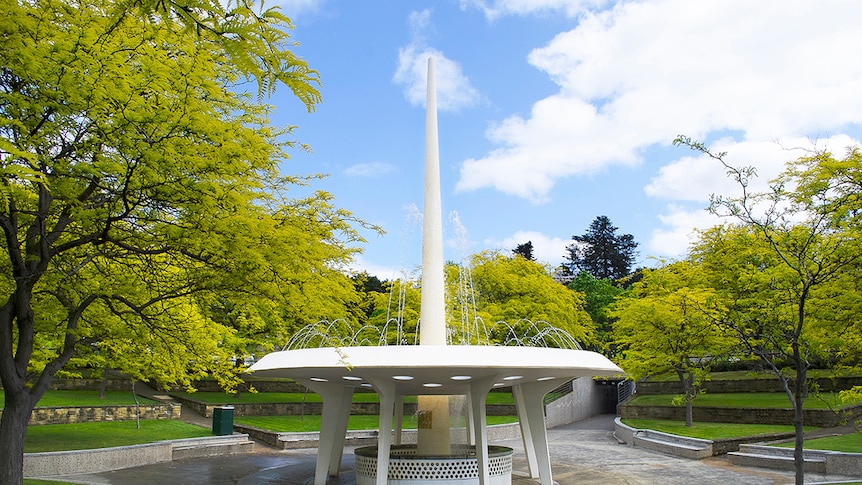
[512,241,534,261]
[360,253,596,349]
[0,1,362,483]
[366,278,421,345]
[201,203,366,380]
[353,272,387,294]
[350,271,391,327]
[612,260,730,426]
[678,136,862,484]
[564,215,638,282]
[126,0,322,101]
[568,271,625,356]
[467,252,595,348]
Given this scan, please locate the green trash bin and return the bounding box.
[212,406,234,436]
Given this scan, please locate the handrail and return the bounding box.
[543,379,574,406]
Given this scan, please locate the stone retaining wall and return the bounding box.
[233,422,522,450]
[47,378,134,391]
[614,417,799,457]
[25,442,172,477]
[635,376,862,395]
[619,403,862,427]
[730,443,862,476]
[40,377,310,393]
[24,435,252,478]
[172,394,515,418]
[0,403,182,425]
[189,379,309,393]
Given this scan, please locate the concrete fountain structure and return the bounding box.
[248,59,623,485]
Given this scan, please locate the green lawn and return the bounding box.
[234,414,520,433]
[24,480,78,485]
[0,390,158,407]
[627,392,859,409]
[24,420,210,453]
[645,369,861,382]
[621,418,813,440]
[775,431,862,453]
[172,391,515,405]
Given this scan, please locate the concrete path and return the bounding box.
[52,414,860,485]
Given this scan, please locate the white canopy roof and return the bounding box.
[248,345,623,395]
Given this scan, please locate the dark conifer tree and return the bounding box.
[513,241,535,261]
[564,216,638,282]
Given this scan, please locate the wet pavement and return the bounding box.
[50,415,859,485]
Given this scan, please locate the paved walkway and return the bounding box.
[52,414,860,485]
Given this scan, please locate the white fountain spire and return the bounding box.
[420,57,446,346]
[417,57,451,456]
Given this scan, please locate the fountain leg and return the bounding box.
[512,386,539,478]
[371,378,397,485]
[469,376,498,485]
[463,395,476,446]
[512,380,566,485]
[308,382,355,485]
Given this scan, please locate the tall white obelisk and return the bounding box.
[420,57,446,346]
[417,57,451,455]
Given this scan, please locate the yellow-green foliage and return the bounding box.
[0,0,367,394]
[611,260,732,381]
[465,252,595,346]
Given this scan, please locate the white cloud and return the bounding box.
[485,230,570,265]
[645,137,804,203]
[272,0,322,17]
[393,10,483,112]
[646,134,862,258]
[460,0,610,20]
[456,0,862,203]
[347,255,405,281]
[343,162,396,177]
[648,204,721,259]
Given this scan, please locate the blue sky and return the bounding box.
[270,0,862,279]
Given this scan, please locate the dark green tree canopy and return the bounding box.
[568,271,624,355]
[564,215,638,282]
[512,241,534,261]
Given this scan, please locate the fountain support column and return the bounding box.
[304,381,354,485]
[512,379,569,485]
[417,57,451,456]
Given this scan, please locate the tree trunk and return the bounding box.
[234,355,244,398]
[685,398,693,427]
[679,369,694,427]
[0,389,32,485]
[793,366,807,485]
[100,367,110,399]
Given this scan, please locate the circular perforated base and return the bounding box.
[355,445,513,485]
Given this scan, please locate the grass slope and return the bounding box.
[775,432,862,453]
[24,420,210,453]
[24,480,78,485]
[627,392,858,409]
[0,390,158,407]
[621,418,811,440]
[645,369,861,382]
